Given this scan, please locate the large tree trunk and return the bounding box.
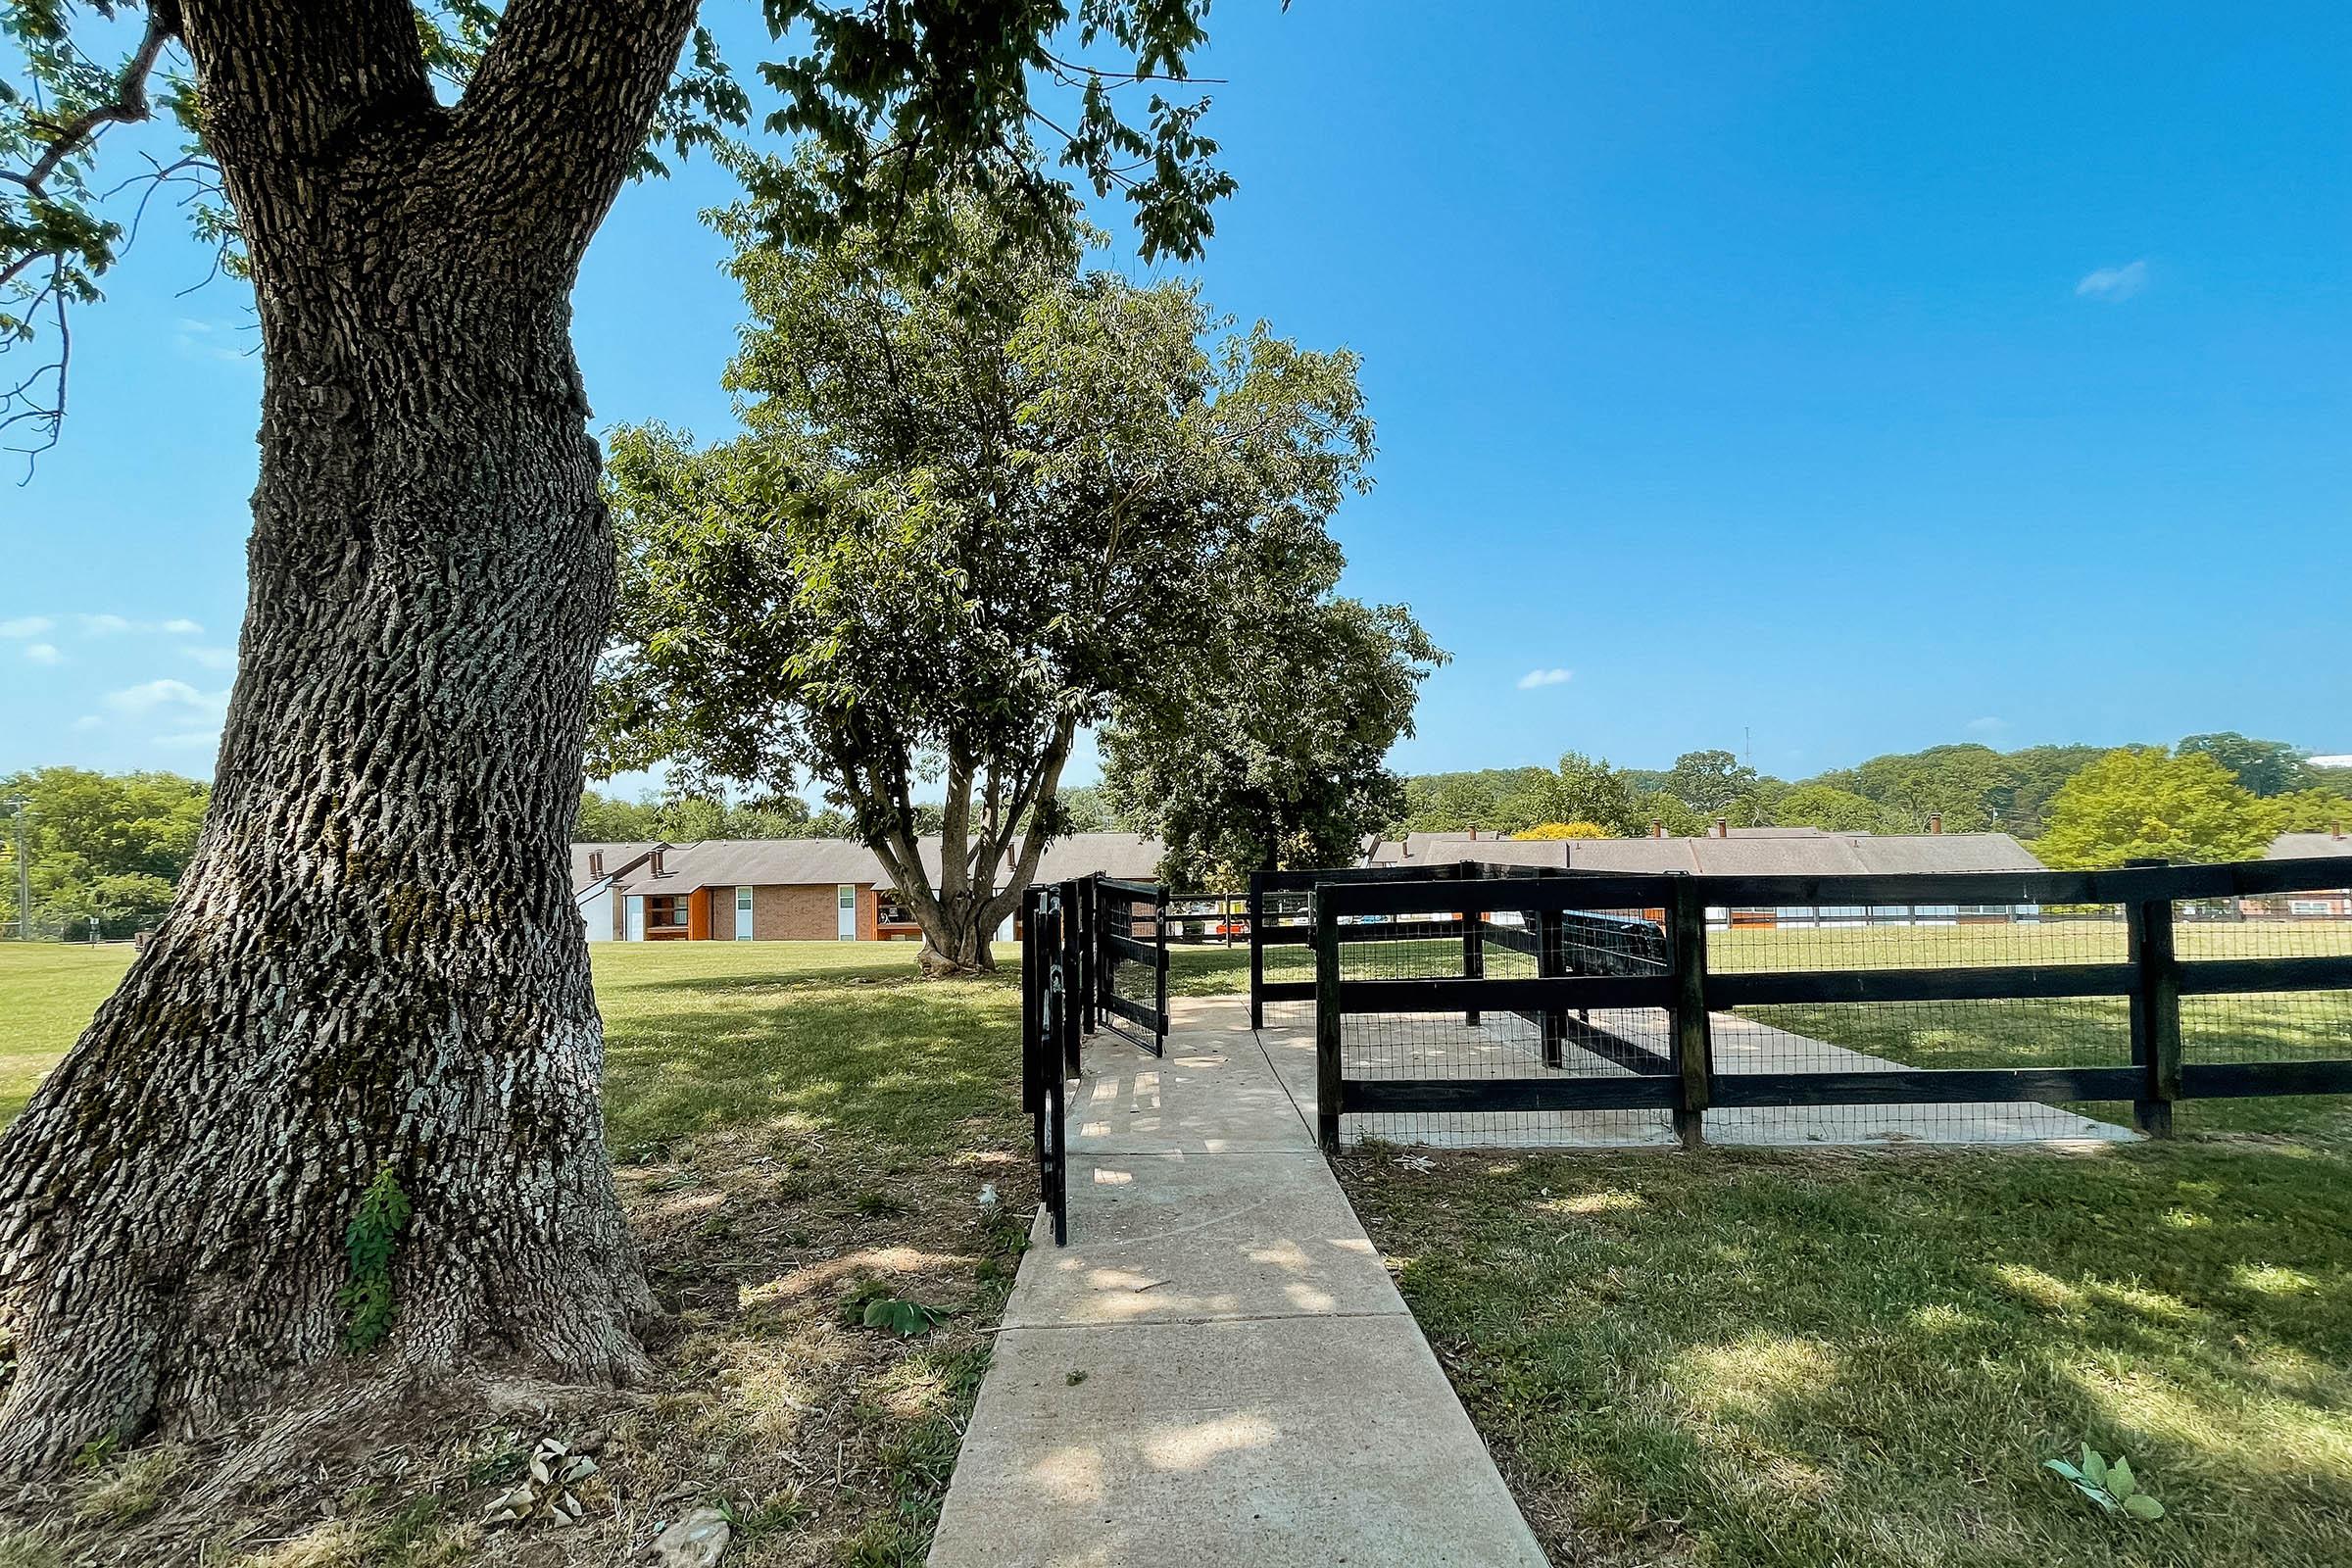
[0,262,649,1476]
[0,0,696,1475]
[920,900,1002,977]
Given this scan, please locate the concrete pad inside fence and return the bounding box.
[1004,1152,1402,1328]
[928,1315,1548,1568]
[1258,1005,2132,1149]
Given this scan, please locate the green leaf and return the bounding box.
[859,1294,947,1337]
[2044,1460,2083,1484]
[2106,1456,2136,1497]
[2122,1493,2165,1521]
[2080,1446,2108,1488]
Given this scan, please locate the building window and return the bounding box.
[646,895,686,930]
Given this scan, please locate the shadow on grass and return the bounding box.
[1345,1138,2352,1568]
[601,972,1025,1164]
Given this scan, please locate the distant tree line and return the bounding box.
[1395,732,2352,869]
[17,734,2342,943]
[0,768,210,940]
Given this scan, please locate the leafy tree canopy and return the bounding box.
[593,177,1372,968]
[2034,747,2279,868]
[3,0,1238,453]
[1102,595,1442,887]
[0,767,208,938]
[1765,782,1900,834]
[1662,749,1760,813]
[1515,821,1609,840]
[2177,732,2317,798]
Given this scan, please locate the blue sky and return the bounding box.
[4,0,2347,790]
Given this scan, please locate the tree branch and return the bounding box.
[0,6,177,199]
[453,0,702,261]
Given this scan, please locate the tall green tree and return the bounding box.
[1,0,1240,1475]
[1662,749,1760,813]
[2035,748,2280,868]
[1102,597,1443,886]
[0,768,210,938]
[597,186,1371,972]
[1524,753,1650,836]
[2178,732,2312,797]
[1767,782,1899,833]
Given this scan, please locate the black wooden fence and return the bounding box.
[1249,860,1507,1028]
[1303,858,2352,1152]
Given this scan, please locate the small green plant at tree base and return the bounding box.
[67,1435,117,1474]
[337,1163,412,1352]
[2046,1444,2166,1521]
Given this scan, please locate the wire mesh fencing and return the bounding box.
[1301,859,2352,1154]
[1711,900,2137,1146]
[1093,877,1168,1054]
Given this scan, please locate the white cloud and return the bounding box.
[0,615,54,638]
[105,678,228,720]
[70,715,102,732]
[1965,716,2006,734]
[173,318,252,366]
[2311,754,2352,769]
[1516,667,1574,690]
[2076,260,2149,302]
[77,613,204,637]
[180,645,238,670]
[23,643,64,665]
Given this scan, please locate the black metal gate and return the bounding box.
[1020,881,1077,1246]
[1021,874,1170,1245]
[1093,875,1169,1055]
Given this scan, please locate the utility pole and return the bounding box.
[4,796,27,942]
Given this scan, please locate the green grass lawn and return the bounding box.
[10,934,2349,1566]
[0,939,1053,1566]
[1341,1138,2352,1568]
[0,943,132,1124]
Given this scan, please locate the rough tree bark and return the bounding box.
[0,0,698,1474]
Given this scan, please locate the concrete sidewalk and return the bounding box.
[927,995,1547,1568]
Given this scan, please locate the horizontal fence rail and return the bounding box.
[1296,857,2352,1152]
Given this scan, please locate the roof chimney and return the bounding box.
[588,850,605,878]
[2334,820,2345,842]
[650,847,666,878]
[1929,813,1943,835]
[1467,825,1478,841]
[1651,818,1664,840]
[1713,817,1729,839]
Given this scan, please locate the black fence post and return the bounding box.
[1020,885,1042,1116]
[1092,873,1105,1034]
[1539,906,1566,1068]
[1315,890,1343,1153]
[2126,862,2181,1138]
[1155,883,1171,1046]
[1249,871,1266,1031]
[1668,875,1713,1151]
[1459,858,1484,1028]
